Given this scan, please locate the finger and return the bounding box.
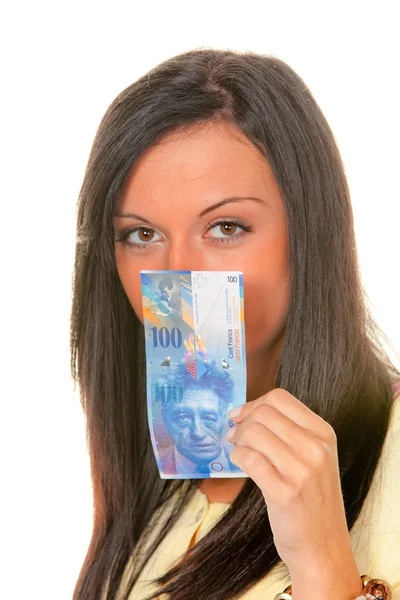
[228,403,336,461]
[231,420,304,478]
[228,403,301,447]
[228,388,334,443]
[229,444,288,499]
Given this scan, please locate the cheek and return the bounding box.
[242,239,290,355]
[116,253,145,323]
[244,277,289,354]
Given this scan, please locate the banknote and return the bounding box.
[140,270,248,479]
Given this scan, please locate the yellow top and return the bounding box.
[118,393,400,600]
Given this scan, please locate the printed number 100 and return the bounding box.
[227,275,237,283]
[150,326,182,348]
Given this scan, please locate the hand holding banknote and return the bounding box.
[226,390,354,581]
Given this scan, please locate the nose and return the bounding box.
[167,253,196,272]
[190,416,206,440]
[164,239,206,272]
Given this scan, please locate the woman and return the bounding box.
[70,48,400,600]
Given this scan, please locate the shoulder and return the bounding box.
[350,392,400,589]
[371,391,400,511]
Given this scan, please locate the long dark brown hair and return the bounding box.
[70,48,399,600]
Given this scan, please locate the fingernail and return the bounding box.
[228,406,242,419]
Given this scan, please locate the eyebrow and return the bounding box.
[113,196,265,221]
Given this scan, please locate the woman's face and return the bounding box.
[113,121,289,363]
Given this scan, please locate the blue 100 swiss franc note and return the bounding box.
[140,270,248,479]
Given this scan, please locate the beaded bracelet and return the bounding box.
[273,574,392,600]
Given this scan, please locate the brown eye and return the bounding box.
[138,227,154,241]
[206,220,251,243]
[220,223,237,236]
[115,226,162,249]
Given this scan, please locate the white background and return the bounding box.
[1,1,399,598]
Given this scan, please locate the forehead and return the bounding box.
[163,387,222,411]
[116,121,274,212]
[182,387,220,403]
